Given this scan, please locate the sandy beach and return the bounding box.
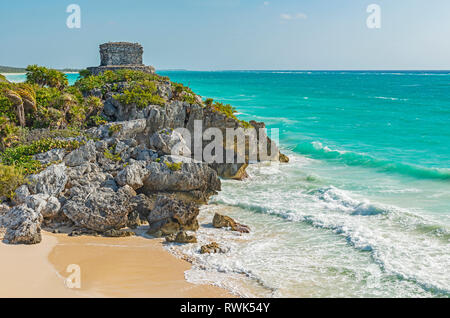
[0,231,232,298]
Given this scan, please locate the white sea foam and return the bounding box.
[167,153,450,297]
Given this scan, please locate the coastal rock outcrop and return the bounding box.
[115,161,148,190]
[149,128,190,156]
[27,164,68,196]
[147,194,200,237]
[64,140,97,167]
[33,148,66,165]
[12,185,30,205]
[3,205,42,244]
[142,157,221,203]
[25,194,61,219]
[0,45,289,245]
[62,185,134,232]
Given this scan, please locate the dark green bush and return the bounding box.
[113,80,164,108]
[26,65,68,90]
[0,163,25,199]
[1,138,83,174]
[164,161,182,171]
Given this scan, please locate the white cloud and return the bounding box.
[280,12,307,21]
[263,1,270,6]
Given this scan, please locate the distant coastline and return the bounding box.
[0,65,81,73]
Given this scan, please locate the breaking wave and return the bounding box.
[294,142,450,180]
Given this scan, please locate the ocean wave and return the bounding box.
[212,174,450,296]
[294,141,450,180]
[374,96,408,101]
[308,186,388,216]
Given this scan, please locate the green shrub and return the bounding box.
[113,80,164,108]
[204,98,214,107]
[0,163,25,199]
[0,116,22,150]
[88,115,108,127]
[74,74,105,93]
[108,124,122,136]
[239,120,253,129]
[26,65,68,90]
[64,86,85,105]
[182,93,196,104]
[78,69,91,78]
[35,86,62,109]
[1,138,83,174]
[0,93,15,122]
[211,101,237,120]
[103,147,122,162]
[75,69,169,93]
[172,82,197,104]
[164,161,182,171]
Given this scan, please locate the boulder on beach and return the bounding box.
[2,205,42,245]
[212,213,250,233]
[165,231,197,244]
[200,242,224,254]
[147,194,200,237]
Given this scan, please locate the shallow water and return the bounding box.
[160,70,450,298]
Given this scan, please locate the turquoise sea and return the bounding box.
[6,71,450,297]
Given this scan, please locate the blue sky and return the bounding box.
[0,0,449,70]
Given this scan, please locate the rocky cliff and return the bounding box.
[0,67,288,245]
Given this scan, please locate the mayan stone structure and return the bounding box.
[88,42,155,75]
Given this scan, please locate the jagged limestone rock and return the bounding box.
[147,194,200,236]
[12,185,30,206]
[62,185,134,232]
[142,158,221,202]
[103,229,135,237]
[129,193,155,220]
[213,213,250,233]
[200,242,224,254]
[25,194,61,219]
[27,163,68,196]
[87,119,147,139]
[149,128,190,156]
[165,231,197,244]
[115,161,148,190]
[64,140,96,167]
[3,205,42,245]
[33,148,66,165]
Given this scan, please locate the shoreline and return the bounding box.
[0,231,234,298]
[0,72,26,75]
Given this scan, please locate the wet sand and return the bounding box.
[0,232,233,298]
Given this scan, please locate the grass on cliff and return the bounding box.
[75,69,169,93]
[0,163,25,199]
[172,82,197,104]
[0,137,84,197]
[204,98,253,128]
[113,80,165,108]
[164,161,182,171]
[1,138,83,174]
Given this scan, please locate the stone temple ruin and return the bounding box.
[87,42,155,75]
